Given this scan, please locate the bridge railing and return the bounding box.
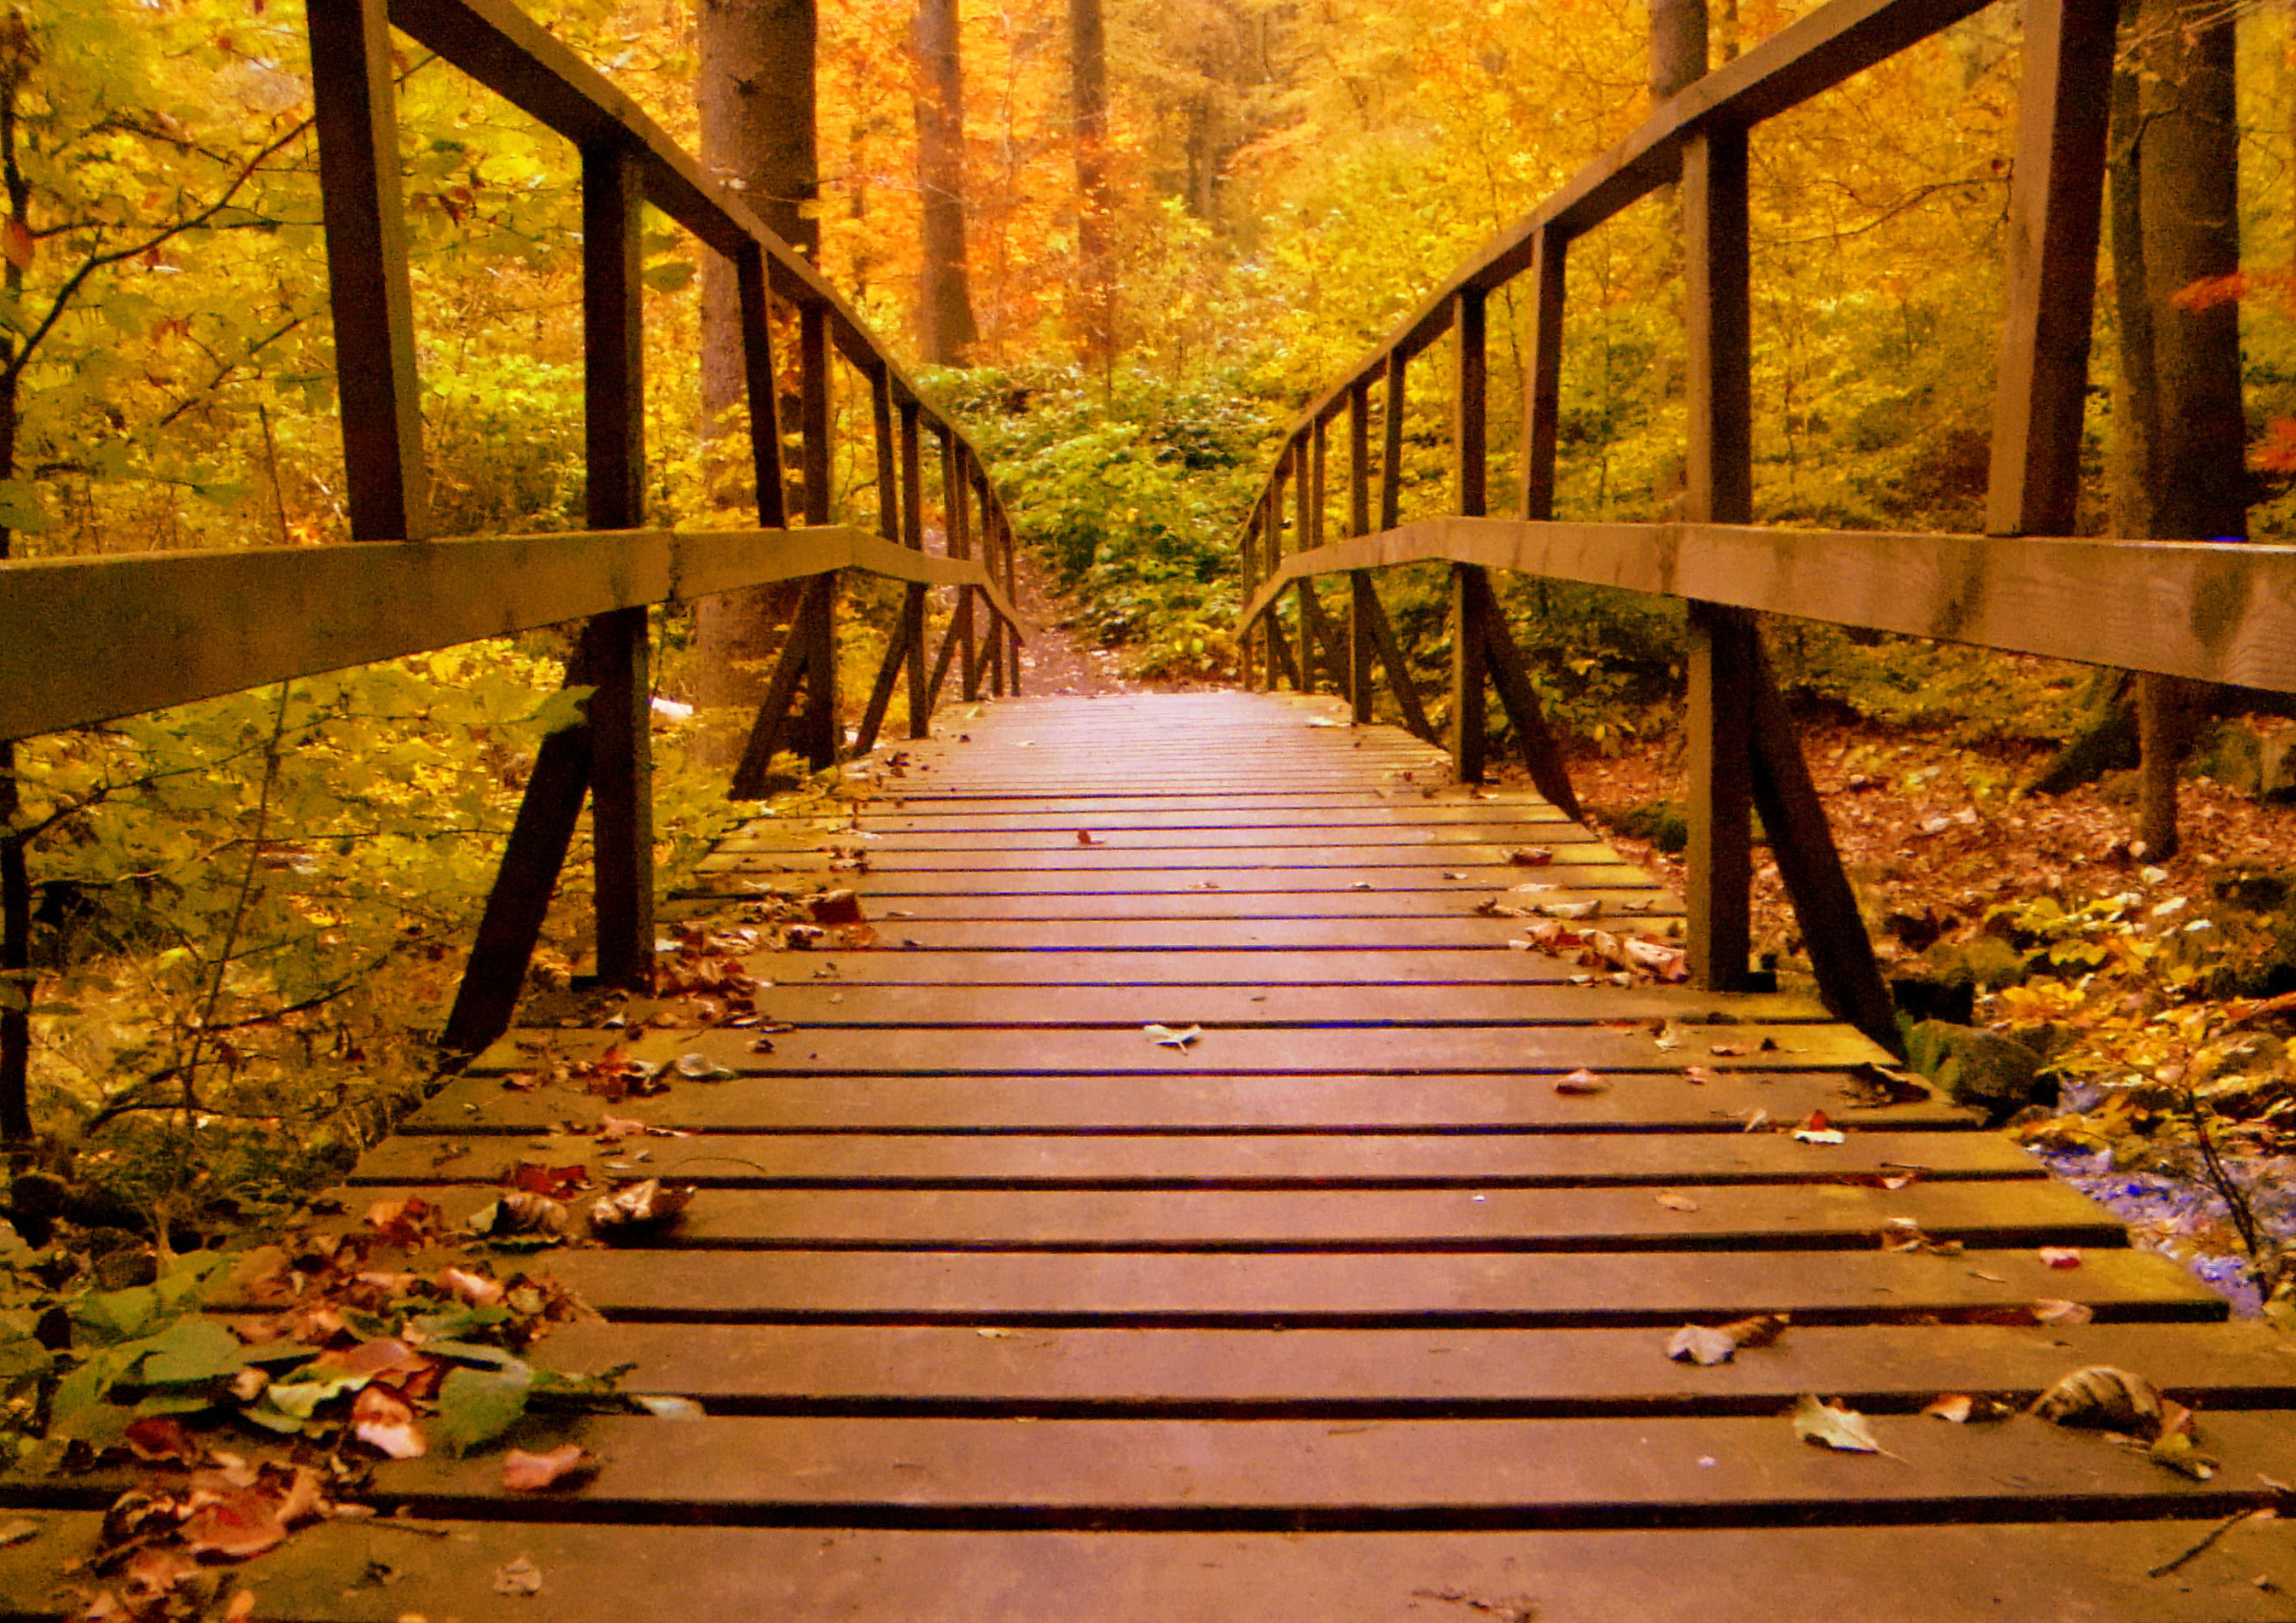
[0,0,1032,1054]
[1235,0,2296,1051]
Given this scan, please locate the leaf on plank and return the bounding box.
[1792,1394,1896,1457]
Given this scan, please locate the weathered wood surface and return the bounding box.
[0,526,1029,744]
[1236,517,2296,694]
[43,689,2280,1621]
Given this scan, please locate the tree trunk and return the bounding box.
[1069,0,1113,380]
[1649,0,1708,103]
[2128,0,2246,858]
[915,0,979,364]
[693,0,818,710]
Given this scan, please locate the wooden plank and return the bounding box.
[727,891,1669,924]
[82,1407,2279,1525]
[351,1126,2029,1188]
[526,1318,2296,1413]
[60,1517,2296,1623]
[716,844,1622,873]
[0,527,1025,744]
[1985,0,2115,538]
[526,1244,2226,1324]
[339,1178,2123,1251]
[714,947,1705,987]
[901,402,928,736]
[415,1068,1967,1135]
[487,1022,1887,1077]
[305,0,429,540]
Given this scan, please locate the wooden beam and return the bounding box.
[1686,602,1756,992]
[1454,288,1488,518]
[728,577,821,799]
[799,303,832,526]
[581,142,652,993]
[1265,618,1303,692]
[1520,227,1567,521]
[872,365,899,543]
[1293,438,1319,693]
[851,601,915,757]
[1449,564,1488,782]
[1381,351,1407,533]
[1348,379,1372,539]
[1347,571,1378,725]
[900,402,929,737]
[1468,569,1583,819]
[1683,122,1756,995]
[308,0,429,540]
[1356,578,1437,745]
[1985,0,2115,537]
[794,568,838,766]
[1746,643,1899,1051]
[734,242,788,528]
[0,526,1026,745]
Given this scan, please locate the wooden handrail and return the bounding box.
[0,527,1031,746]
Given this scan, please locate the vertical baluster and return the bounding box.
[999,502,1022,695]
[872,365,899,541]
[794,305,837,764]
[580,142,654,992]
[1292,436,1322,693]
[1986,0,2114,538]
[735,242,787,527]
[307,0,428,540]
[901,400,929,736]
[1241,503,1261,692]
[1450,289,1491,781]
[1521,227,1566,522]
[1683,124,1755,992]
[954,448,980,701]
[979,468,1005,697]
[1347,381,1375,722]
[1380,350,1406,533]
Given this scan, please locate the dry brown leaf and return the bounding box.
[503,1445,596,1493]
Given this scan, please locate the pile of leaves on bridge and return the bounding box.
[0,1179,703,1619]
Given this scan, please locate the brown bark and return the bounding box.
[2122,0,2247,858]
[915,0,979,364]
[1069,0,1112,377]
[1649,0,1708,103]
[694,0,818,709]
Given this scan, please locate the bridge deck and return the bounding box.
[22,690,2296,1619]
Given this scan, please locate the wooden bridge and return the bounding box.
[11,0,2296,1615]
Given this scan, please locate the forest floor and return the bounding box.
[1570,721,2296,1316]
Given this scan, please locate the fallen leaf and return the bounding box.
[2032,1299,2095,1326]
[673,1051,738,1081]
[351,1383,427,1460]
[0,1519,38,1550]
[595,1115,648,1143]
[503,1445,595,1492]
[1554,1070,1607,1096]
[589,1178,695,1240]
[2031,1364,2163,1432]
[1922,1393,2013,1423]
[1655,1191,1701,1212]
[1506,847,1554,866]
[494,1555,546,1595]
[1667,1325,1738,1365]
[2148,1429,2220,1480]
[1793,1126,1848,1146]
[1143,1023,1202,1049]
[1791,1394,1893,1456]
[1652,1021,1684,1051]
[807,889,866,924]
[178,1488,292,1560]
[124,1416,203,1465]
[2038,1247,2083,1269]
[1075,829,1102,845]
[510,1162,591,1200]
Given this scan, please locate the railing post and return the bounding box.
[1291,435,1321,693]
[794,303,837,766]
[901,401,929,737]
[1985,0,2113,538]
[954,447,980,701]
[1241,504,1261,691]
[578,142,654,994]
[1380,350,1406,533]
[1450,288,1492,781]
[1520,227,1567,522]
[1683,123,1756,993]
[306,0,429,540]
[853,367,915,755]
[999,502,1022,695]
[978,468,1006,697]
[1346,381,1375,723]
[735,242,788,527]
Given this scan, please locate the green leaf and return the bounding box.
[527,686,595,736]
[71,1286,161,1348]
[435,1360,533,1456]
[121,1315,248,1388]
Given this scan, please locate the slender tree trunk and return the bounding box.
[0,67,31,1144]
[1069,0,1113,381]
[2128,0,2246,858]
[694,0,818,710]
[1649,0,1708,103]
[915,0,979,364]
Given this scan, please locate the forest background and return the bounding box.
[5,0,2296,1268]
